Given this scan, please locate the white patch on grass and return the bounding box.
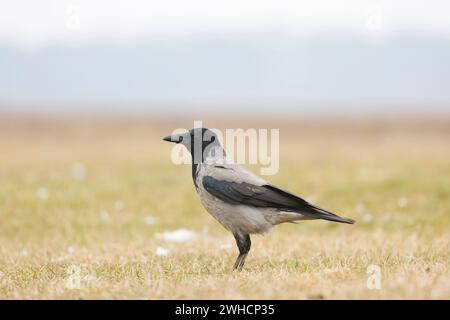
[155,229,197,243]
[219,243,232,250]
[100,210,110,221]
[366,264,382,290]
[362,213,373,223]
[155,246,170,257]
[114,201,124,211]
[324,267,350,274]
[36,187,49,200]
[398,197,408,208]
[71,162,87,181]
[65,265,81,289]
[144,216,156,225]
[83,274,97,283]
[355,202,365,213]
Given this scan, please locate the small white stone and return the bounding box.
[21,249,29,256]
[431,287,444,299]
[155,229,197,243]
[398,197,408,208]
[67,246,75,254]
[36,187,49,200]
[219,243,232,250]
[362,213,373,223]
[83,274,97,283]
[100,210,110,221]
[355,202,365,213]
[404,253,415,262]
[143,216,156,225]
[155,246,170,257]
[71,162,87,181]
[114,201,124,211]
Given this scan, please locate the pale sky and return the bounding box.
[1,0,450,47]
[2,0,450,110]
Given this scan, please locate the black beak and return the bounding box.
[163,133,184,143]
[163,135,173,142]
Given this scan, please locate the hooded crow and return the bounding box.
[163,127,355,270]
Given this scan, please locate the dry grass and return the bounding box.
[0,115,449,299]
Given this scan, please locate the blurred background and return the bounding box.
[0,1,449,299]
[1,0,450,115]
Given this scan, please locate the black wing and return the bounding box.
[202,176,354,224]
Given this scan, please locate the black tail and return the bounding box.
[262,185,356,224]
[316,212,355,224]
[303,203,355,224]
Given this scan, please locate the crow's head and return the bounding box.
[163,127,222,163]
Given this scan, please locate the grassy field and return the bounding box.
[0,114,449,299]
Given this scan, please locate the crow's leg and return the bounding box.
[232,232,251,271]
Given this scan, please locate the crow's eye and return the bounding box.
[210,136,215,142]
[178,136,183,143]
